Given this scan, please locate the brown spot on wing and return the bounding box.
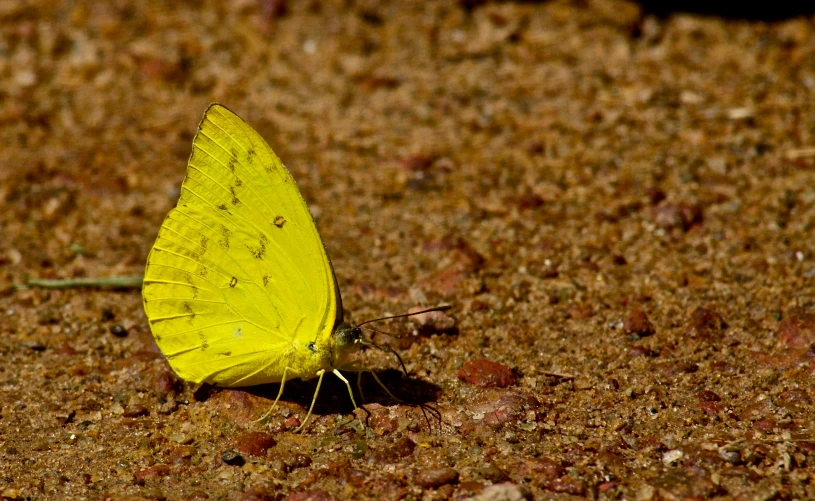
[227,148,238,172]
[218,225,231,250]
[230,186,240,206]
[262,274,271,287]
[246,233,268,259]
[199,331,209,350]
[183,302,196,325]
[229,276,238,287]
[274,216,285,227]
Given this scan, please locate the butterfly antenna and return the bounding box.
[360,325,401,338]
[358,340,409,377]
[356,305,452,328]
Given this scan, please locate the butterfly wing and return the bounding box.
[143,104,339,387]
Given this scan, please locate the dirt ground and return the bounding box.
[2,1,815,499]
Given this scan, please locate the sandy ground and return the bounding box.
[2,1,815,499]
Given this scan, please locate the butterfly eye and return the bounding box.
[307,342,316,353]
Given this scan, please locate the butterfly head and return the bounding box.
[331,322,362,365]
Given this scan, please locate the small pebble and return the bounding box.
[696,390,721,402]
[241,486,275,501]
[623,309,655,339]
[477,463,509,483]
[110,325,128,337]
[547,477,585,495]
[415,467,459,489]
[524,457,563,484]
[408,306,456,333]
[284,416,301,430]
[626,345,656,358]
[152,370,181,398]
[687,307,727,339]
[470,393,539,427]
[134,464,171,484]
[656,361,699,375]
[101,308,115,321]
[653,201,703,231]
[458,359,518,388]
[775,309,815,348]
[123,405,149,418]
[283,453,312,472]
[647,187,666,205]
[370,436,416,463]
[221,449,245,466]
[231,432,277,457]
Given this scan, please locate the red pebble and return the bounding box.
[231,432,277,457]
[458,359,518,388]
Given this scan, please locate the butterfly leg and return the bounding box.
[256,366,293,423]
[337,365,403,404]
[295,369,326,433]
[356,371,366,403]
[367,370,404,403]
[332,369,358,411]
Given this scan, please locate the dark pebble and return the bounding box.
[231,432,277,457]
[21,341,46,351]
[110,325,129,337]
[623,309,655,339]
[101,308,115,321]
[415,467,459,489]
[221,449,245,466]
[458,359,518,388]
[647,187,667,205]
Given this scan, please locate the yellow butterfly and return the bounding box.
[142,104,444,431]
